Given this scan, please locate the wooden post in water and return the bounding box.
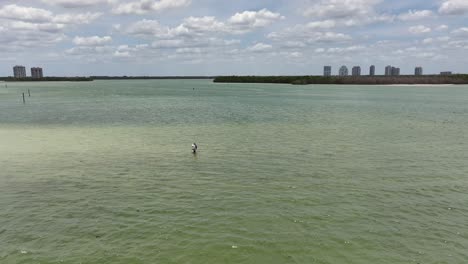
[22,93,25,104]
[28,89,30,97]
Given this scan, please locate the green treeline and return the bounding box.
[214,75,468,85]
[91,76,214,80]
[2,77,93,82]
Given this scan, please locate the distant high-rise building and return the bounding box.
[385,65,400,76]
[369,65,375,76]
[13,65,27,78]
[31,67,43,79]
[415,67,423,76]
[385,65,392,76]
[352,66,361,76]
[323,66,332,76]
[339,66,348,76]
[440,71,452,75]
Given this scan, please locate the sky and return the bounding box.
[0,0,467,76]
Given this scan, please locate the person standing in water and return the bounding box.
[192,143,198,154]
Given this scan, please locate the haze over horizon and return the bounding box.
[1,0,467,76]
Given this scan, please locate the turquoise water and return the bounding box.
[1,80,467,263]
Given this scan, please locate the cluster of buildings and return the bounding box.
[324,65,452,77]
[13,65,44,78]
[385,65,401,76]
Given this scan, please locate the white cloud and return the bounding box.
[422,38,433,44]
[451,27,468,37]
[436,25,449,31]
[303,0,382,19]
[408,25,431,34]
[301,0,392,28]
[151,37,239,49]
[0,4,101,24]
[112,0,191,15]
[7,21,65,33]
[342,14,394,27]
[437,36,451,42]
[398,10,433,21]
[312,32,352,42]
[0,25,66,48]
[73,36,112,46]
[123,9,283,39]
[41,0,111,8]
[306,20,336,29]
[53,12,102,24]
[184,16,225,32]
[268,26,352,44]
[175,47,204,54]
[327,45,365,54]
[228,9,284,28]
[439,0,468,15]
[114,50,131,57]
[247,43,273,52]
[282,41,307,48]
[0,5,53,23]
[0,4,101,50]
[123,19,170,37]
[65,46,114,56]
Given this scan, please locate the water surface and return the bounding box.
[1,80,467,263]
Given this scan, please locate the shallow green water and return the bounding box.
[1,80,467,264]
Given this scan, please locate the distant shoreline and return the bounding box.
[0,76,215,82]
[213,75,468,85]
[91,76,215,80]
[1,77,93,82]
[2,75,468,85]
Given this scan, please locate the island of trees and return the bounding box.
[91,76,214,80]
[213,75,468,85]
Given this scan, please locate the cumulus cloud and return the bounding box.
[436,25,449,31]
[7,21,65,33]
[408,25,431,34]
[73,36,112,46]
[41,0,111,8]
[2,0,468,75]
[175,47,205,54]
[182,16,226,33]
[0,5,53,23]
[306,20,336,29]
[326,45,366,54]
[228,9,285,29]
[301,0,393,28]
[65,46,114,56]
[422,38,434,44]
[281,41,307,48]
[54,12,102,24]
[439,0,468,15]
[268,24,352,44]
[151,38,239,49]
[0,4,101,24]
[114,50,131,57]
[0,19,67,49]
[451,27,468,37]
[303,0,381,19]
[123,9,283,38]
[112,0,191,15]
[247,43,273,52]
[123,19,169,37]
[0,4,101,49]
[398,10,433,21]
